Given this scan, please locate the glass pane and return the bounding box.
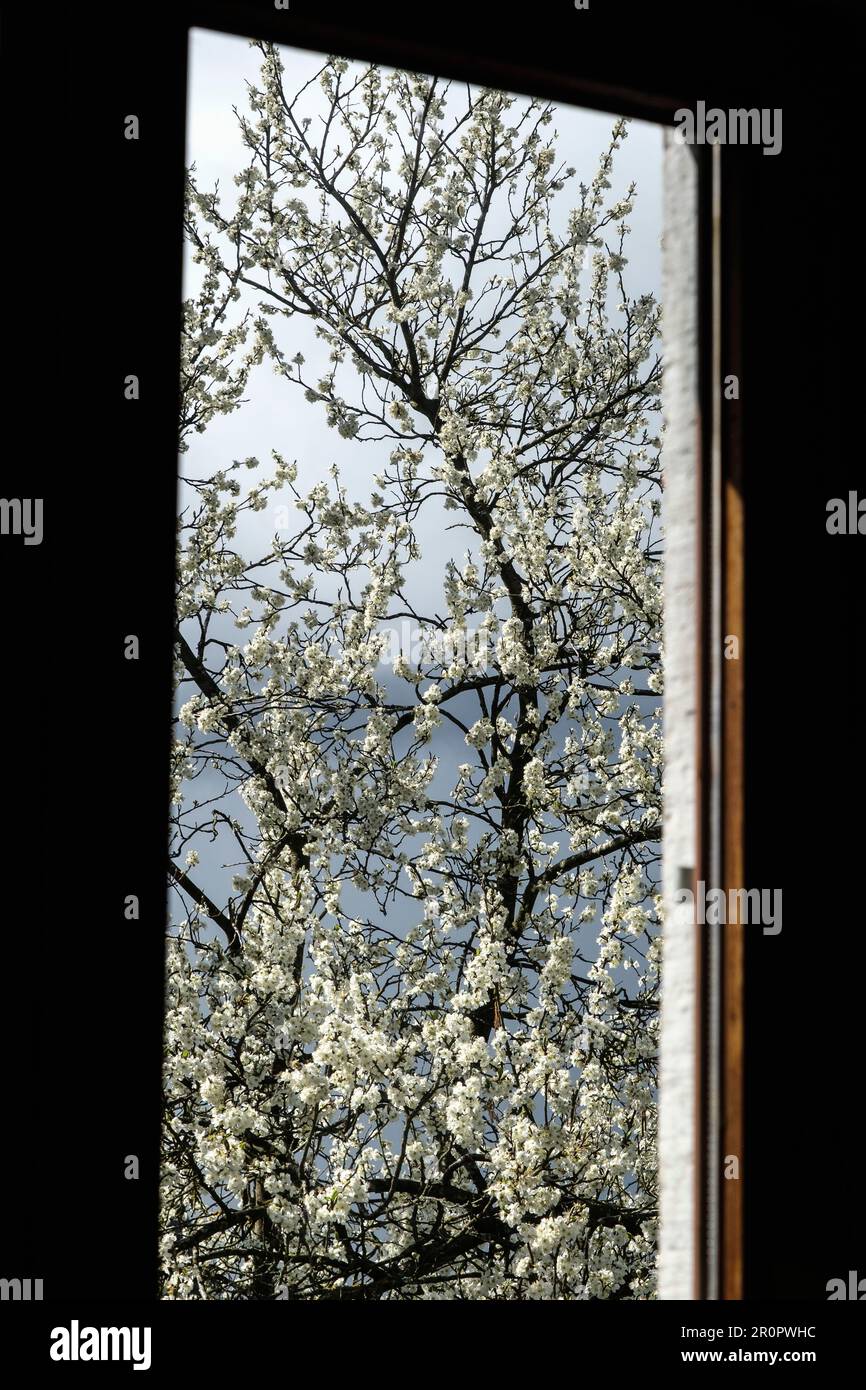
[163,28,664,1301]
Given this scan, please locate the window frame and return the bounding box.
[175,9,742,1298]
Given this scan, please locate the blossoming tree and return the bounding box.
[162,42,663,1300]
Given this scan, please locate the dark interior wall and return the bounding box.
[737,73,862,1301]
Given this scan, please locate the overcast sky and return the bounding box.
[182,27,662,579]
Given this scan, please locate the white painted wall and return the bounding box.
[658,131,699,1301]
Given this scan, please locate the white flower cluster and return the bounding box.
[163,46,662,1303]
